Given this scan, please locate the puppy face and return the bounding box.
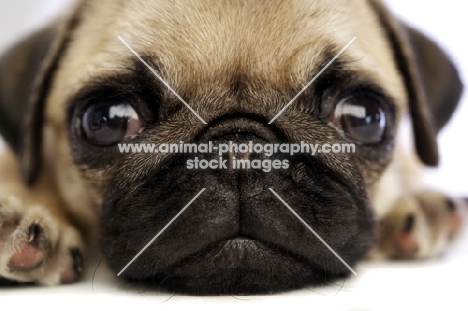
[39,0,405,293]
[8,0,452,294]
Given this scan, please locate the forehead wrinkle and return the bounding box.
[47,0,406,126]
[110,0,350,84]
[55,0,357,95]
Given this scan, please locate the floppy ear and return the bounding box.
[0,26,58,185]
[370,1,463,167]
[0,4,82,185]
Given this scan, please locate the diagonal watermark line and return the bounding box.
[118,36,207,124]
[117,188,206,276]
[268,37,356,124]
[268,188,357,275]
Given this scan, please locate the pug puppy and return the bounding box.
[0,0,464,294]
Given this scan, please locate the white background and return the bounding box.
[0,1,467,310]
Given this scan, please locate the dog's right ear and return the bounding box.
[0,26,57,184]
[0,3,84,185]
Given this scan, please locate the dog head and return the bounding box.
[0,0,462,294]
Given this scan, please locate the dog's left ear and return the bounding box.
[370,1,463,167]
[0,3,83,185]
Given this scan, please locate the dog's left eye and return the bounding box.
[333,94,386,144]
[81,102,143,146]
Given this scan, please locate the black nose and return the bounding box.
[194,116,285,173]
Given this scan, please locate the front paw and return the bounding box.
[373,191,464,259]
[0,195,85,285]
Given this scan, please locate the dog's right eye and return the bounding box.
[81,102,143,146]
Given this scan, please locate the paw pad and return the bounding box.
[8,243,44,271]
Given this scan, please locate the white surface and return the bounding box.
[0,1,467,310]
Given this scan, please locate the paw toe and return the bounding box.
[0,197,86,285]
[375,192,466,260]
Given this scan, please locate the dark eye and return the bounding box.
[81,102,143,146]
[334,95,386,144]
